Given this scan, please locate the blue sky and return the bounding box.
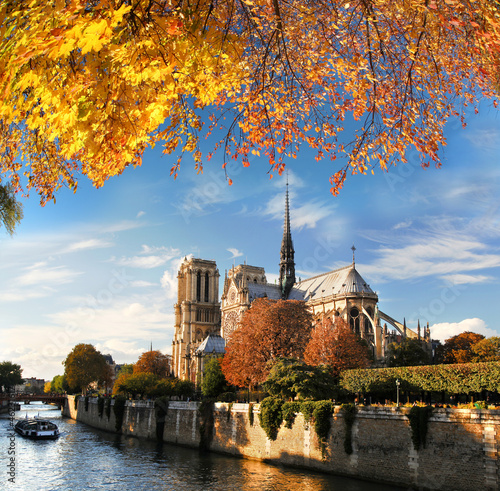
[1,103,500,381]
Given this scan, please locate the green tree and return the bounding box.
[116,364,134,378]
[0,183,23,235]
[262,358,336,401]
[114,372,160,399]
[0,361,23,392]
[385,338,431,367]
[63,343,113,394]
[201,357,228,399]
[470,337,500,362]
[50,374,69,394]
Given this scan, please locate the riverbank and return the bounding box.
[62,396,499,491]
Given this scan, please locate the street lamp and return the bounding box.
[396,379,401,406]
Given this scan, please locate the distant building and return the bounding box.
[172,183,431,382]
[15,377,45,394]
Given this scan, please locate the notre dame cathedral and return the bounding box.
[171,184,431,383]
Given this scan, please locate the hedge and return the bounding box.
[340,361,500,395]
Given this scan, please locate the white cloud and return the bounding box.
[0,286,56,302]
[160,270,178,300]
[463,128,500,151]
[160,254,189,300]
[129,280,156,288]
[17,263,82,287]
[5,291,176,379]
[439,274,492,285]
[361,217,500,284]
[263,192,336,231]
[393,219,412,230]
[136,211,146,218]
[430,318,499,342]
[270,169,306,190]
[173,170,237,219]
[64,238,113,253]
[227,248,243,259]
[115,246,180,269]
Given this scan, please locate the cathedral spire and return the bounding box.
[279,180,295,299]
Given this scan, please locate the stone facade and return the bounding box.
[63,398,500,491]
[171,258,221,382]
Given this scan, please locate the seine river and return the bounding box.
[1,402,405,490]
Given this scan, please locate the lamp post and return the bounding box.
[396,379,401,406]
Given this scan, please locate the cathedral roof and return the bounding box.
[294,264,376,302]
[247,283,283,301]
[195,334,226,355]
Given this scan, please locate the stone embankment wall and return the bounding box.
[63,397,500,491]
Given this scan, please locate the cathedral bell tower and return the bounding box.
[171,257,220,381]
[279,181,296,299]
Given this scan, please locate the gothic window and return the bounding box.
[196,309,213,323]
[350,307,360,335]
[224,311,239,339]
[205,272,209,302]
[196,271,201,301]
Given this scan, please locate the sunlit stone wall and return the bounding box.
[63,398,500,491]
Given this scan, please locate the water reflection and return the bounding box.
[1,403,404,490]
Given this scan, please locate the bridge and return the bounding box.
[0,393,67,408]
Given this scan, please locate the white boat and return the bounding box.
[14,417,59,439]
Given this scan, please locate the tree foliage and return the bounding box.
[201,357,228,398]
[304,317,371,377]
[442,331,485,364]
[470,337,500,362]
[63,343,113,393]
[50,374,69,394]
[114,372,160,399]
[116,363,134,377]
[113,372,194,399]
[340,361,500,395]
[1,0,498,204]
[221,298,313,387]
[0,361,23,392]
[134,350,170,378]
[385,337,431,367]
[0,183,22,235]
[262,358,336,400]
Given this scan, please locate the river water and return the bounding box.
[1,402,405,490]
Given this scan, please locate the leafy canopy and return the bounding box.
[442,331,485,364]
[0,183,22,235]
[385,337,431,367]
[201,357,229,398]
[262,358,337,400]
[221,298,313,387]
[470,337,500,362]
[304,317,371,377]
[0,360,23,392]
[0,0,498,203]
[134,350,171,378]
[50,374,69,394]
[63,343,112,393]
